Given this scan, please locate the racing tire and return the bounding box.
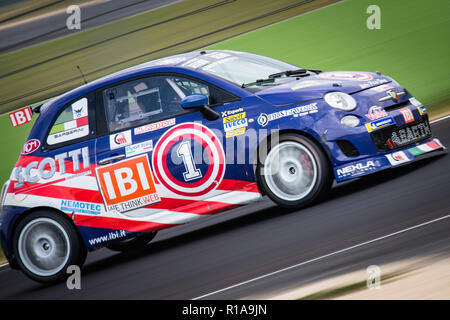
[257,133,332,209]
[13,210,87,284]
[106,232,157,252]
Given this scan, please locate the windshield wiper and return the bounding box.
[269,68,323,79]
[241,78,275,88]
[241,68,324,88]
[268,69,307,78]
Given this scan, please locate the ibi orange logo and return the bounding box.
[95,154,160,213]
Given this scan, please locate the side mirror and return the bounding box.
[181,94,219,121]
[181,94,208,109]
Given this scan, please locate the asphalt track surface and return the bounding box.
[0,0,181,53]
[0,117,449,300]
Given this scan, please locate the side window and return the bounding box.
[47,97,90,145]
[103,75,238,132]
[171,77,209,96]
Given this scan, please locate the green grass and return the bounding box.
[207,0,450,110]
[0,0,329,113]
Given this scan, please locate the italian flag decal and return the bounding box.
[408,140,442,156]
[50,116,88,134]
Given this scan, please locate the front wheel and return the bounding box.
[257,134,332,209]
[13,210,87,283]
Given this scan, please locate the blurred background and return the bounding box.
[0,0,449,299]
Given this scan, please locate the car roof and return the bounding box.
[39,50,240,115]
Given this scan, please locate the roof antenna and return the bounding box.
[76,65,88,84]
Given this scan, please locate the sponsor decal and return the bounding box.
[385,151,410,166]
[125,140,153,157]
[71,98,88,119]
[365,106,388,120]
[96,154,160,213]
[9,106,33,127]
[257,103,318,127]
[378,89,405,102]
[390,121,431,147]
[110,130,132,150]
[290,80,321,91]
[88,230,127,246]
[399,107,414,124]
[335,160,381,179]
[181,58,210,68]
[221,107,244,118]
[223,112,248,133]
[317,72,373,82]
[47,125,89,145]
[410,98,426,115]
[365,117,395,132]
[360,78,389,90]
[152,123,225,197]
[153,57,187,66]
[134,118,175,135]
[21,139,40,155]
[14,147,90,189]
[225,127,246,138]
[417,106,427,115]
[203,57,237,71]
[408,140,443,156]
[371,84,394,92]
[61,199,102,215]
[203,52,231,59]
[409,97,422,107]
[47,98,90,145]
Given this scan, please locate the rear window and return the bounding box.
[47,97,90,145]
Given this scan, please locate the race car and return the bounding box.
[0,50,446,283]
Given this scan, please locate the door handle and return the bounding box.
[98,154,125,165]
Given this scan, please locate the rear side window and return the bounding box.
[47,97,90,145]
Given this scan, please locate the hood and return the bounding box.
[256,71,392,105]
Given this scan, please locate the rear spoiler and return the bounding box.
[31,103,44,114]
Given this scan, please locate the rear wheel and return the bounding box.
[106,232,157,252]
[13,210,87,283]
[257,133,332,208]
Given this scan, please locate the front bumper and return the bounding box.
[333,137,447,182]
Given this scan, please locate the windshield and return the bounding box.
[200,52,299,87]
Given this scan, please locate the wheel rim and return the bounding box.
[18,218,70,277]
[263,141,318,201]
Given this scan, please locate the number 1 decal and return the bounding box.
[177,141,202,181]
[152,123,226,197]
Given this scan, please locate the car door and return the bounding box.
[94,73,245,218]
[39,93,98,214]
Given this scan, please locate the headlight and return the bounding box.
[324,92,357,111]
[341,115,360,127]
